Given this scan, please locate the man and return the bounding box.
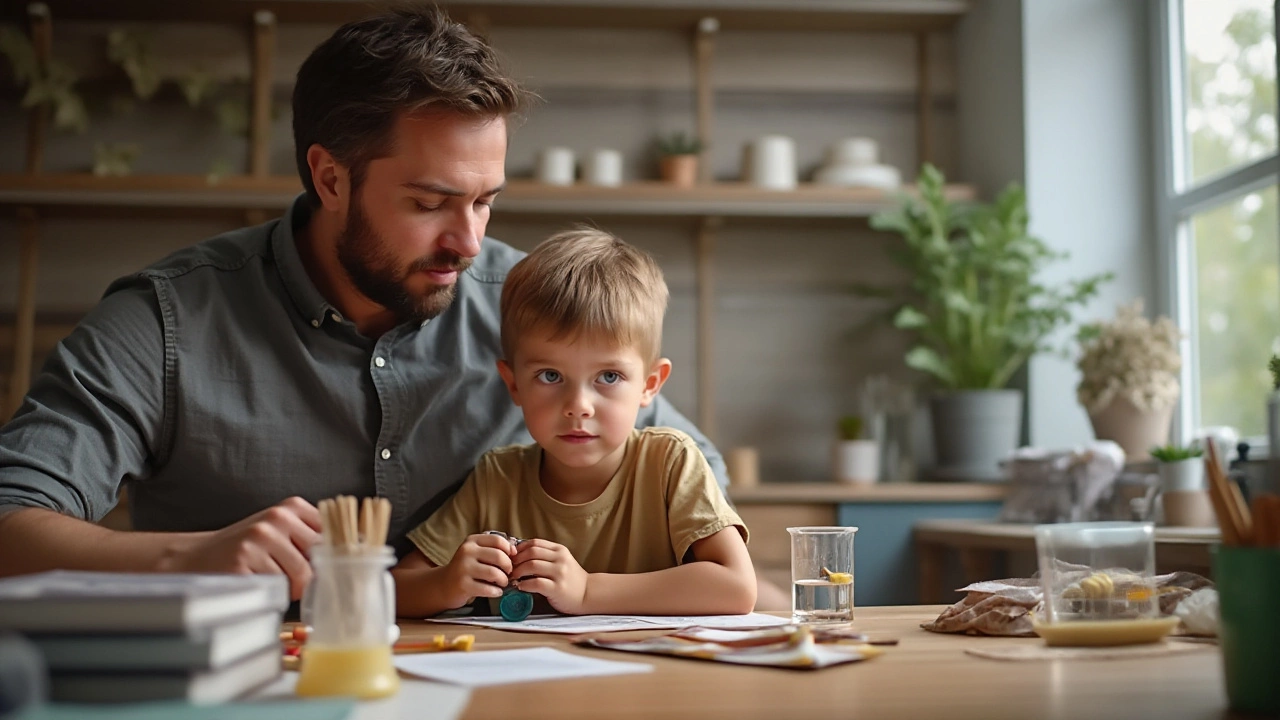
[0,8,729,604]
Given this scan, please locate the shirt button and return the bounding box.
[381,448,392,460]
[374,357,386,368]
[310,319,320,328]
[330,312,342,323]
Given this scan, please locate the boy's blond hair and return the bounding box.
[500,227,669,363]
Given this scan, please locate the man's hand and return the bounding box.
[158,496,321,600]
[510,539,588,614]
[439,533,516,610]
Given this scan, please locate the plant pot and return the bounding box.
[1156,457,1204,492]
[929,389,1022,481]
[660,155,698,187]
[1088,397,1173,462]
[1160,489,1217,527]
[833,440,879,484]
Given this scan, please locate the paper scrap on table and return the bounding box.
[424,612,790,634]
[393,647,653,687]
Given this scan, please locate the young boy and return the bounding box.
[393,228,755,617]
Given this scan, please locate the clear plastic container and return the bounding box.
[1033,522,1176,645]
[787,526,857,624]
[295,545,400,699]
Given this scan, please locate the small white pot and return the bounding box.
[834,440,879,484]
[1157,458,1205,492]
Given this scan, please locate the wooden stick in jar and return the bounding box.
[1204,445,1245,546]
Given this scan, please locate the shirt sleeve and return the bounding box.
[635,395,729,495]
[0,280,167,522]
[405,464,486,567]
[662,433,748,564]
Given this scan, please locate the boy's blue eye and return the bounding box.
[535,370,561,384]
[598,371,622,385]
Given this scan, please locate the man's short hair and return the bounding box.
[501,228,669,364]
[293,7,529,205]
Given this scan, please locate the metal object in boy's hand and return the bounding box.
[484,531,535,622]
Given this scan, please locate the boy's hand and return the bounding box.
[440,533,516,610]
[510,539,589,614]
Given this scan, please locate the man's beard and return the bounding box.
[336,198,473,326]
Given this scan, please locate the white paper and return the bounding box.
[253,672,471,720]
[393,647,653,687]
[424,612,790,634]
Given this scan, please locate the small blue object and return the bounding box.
[483,530,535,622]
[498,586,534,622]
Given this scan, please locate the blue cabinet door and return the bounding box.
[837,501,1001,607]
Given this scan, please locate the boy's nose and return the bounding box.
[563,390,593,418]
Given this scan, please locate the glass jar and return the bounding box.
[295,545,399,699]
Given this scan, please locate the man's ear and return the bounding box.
[306,143,349,212]
[496,359,522,406]
[639,358,672,407]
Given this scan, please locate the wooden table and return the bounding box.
[398,606,1230,720]
[914,519,1219,604]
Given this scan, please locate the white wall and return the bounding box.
[1021,0,1156,449]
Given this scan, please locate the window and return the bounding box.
[1157,0,1279,440]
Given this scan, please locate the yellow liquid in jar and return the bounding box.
[295,644,400,699]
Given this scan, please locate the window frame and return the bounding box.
[1152,0,1280,443]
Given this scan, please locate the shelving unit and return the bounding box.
[2,0,971,431]
[0,174,976,217]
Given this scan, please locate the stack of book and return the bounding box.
[0,571,289,703]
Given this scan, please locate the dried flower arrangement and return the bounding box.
[1076,300,1182,414]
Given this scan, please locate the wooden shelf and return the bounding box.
[729,482,1009,505]
[0,174,976,218]
[3,1,969,33]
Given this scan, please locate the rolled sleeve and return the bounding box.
[0,281,166,522]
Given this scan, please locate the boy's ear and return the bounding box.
[639,358,672,407]
[496,359,522,406]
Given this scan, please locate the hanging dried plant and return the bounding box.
[106,28,161,100]
[92,142,139,177]
[177,67,216,107]
[0,25,88,133]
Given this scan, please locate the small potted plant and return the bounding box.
[1077,301,1181,462]
[655,131,702,188]
[833,415,879,484]
[1149,443,1214,527]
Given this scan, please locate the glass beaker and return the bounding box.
[295,545,400,699]
[788,526,857,624]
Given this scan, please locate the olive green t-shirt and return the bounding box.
[407,427,747,573]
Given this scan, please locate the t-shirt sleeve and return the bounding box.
[662,433,748,564]
[406,464,486,567]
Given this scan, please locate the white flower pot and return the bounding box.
[834,440,879,484]
[1157,458,1205,492]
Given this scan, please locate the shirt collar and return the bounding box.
[272,194,338,328]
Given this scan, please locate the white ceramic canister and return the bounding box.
[536,146,576,186]
[748,135,797,190]
[583,148,623,187]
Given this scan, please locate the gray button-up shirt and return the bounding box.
[0,196,725,556]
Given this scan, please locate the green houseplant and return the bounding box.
[869,164,1111,479]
